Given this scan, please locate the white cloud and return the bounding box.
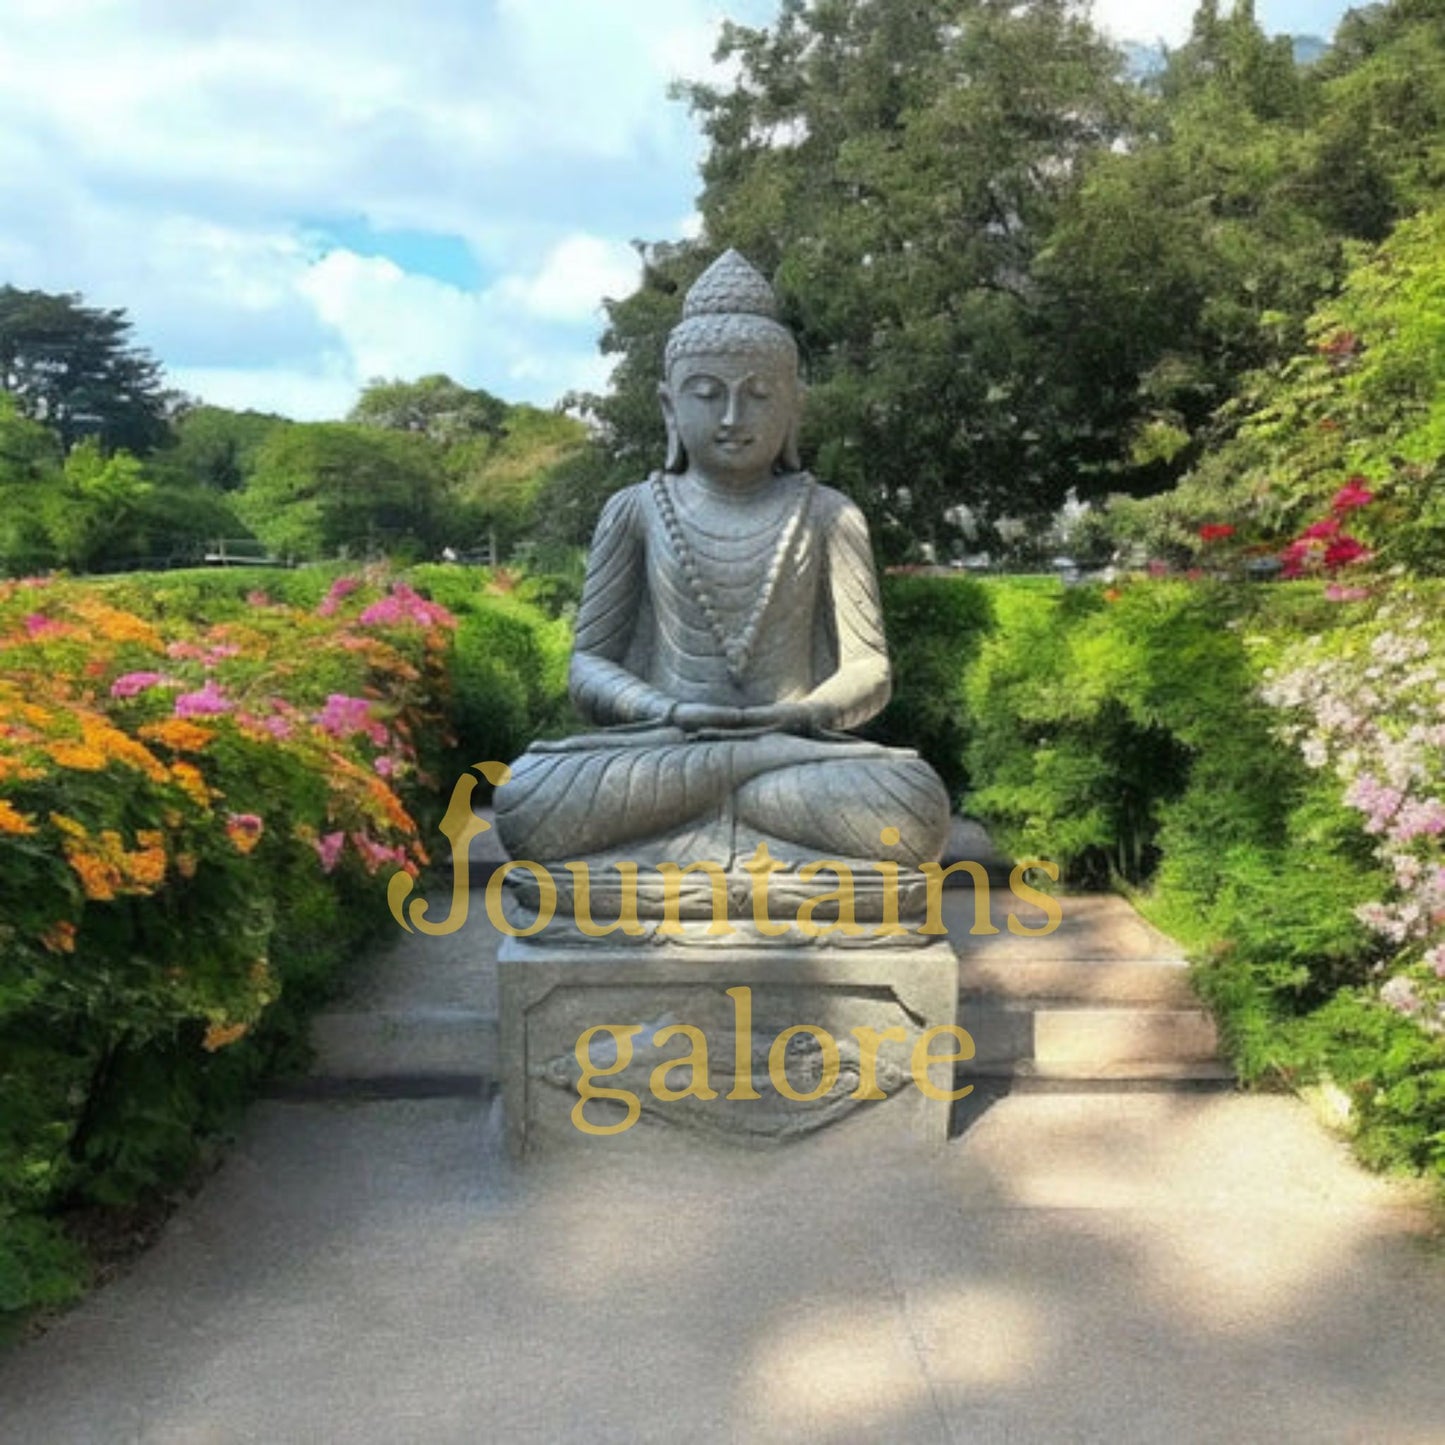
[495,236,641,324]
[1087,0,1201,47]
[0,0,745,417]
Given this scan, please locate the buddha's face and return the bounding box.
[662,350,797,486]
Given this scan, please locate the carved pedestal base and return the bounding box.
[498,937,961,1158]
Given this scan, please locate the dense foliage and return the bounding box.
[556,0,1441,564]
[960,573,1445,1182]
[0,563,572,1325]
[1121,202,1445,570]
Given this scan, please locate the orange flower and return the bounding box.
[139,719,217,753]
[40,920,77,953]
[170,762,214,806]
[70,599,163,649]
[225,813,264,854]
[67,848,121,901]
[124,842,167,889]
[202,1021,249,1052]
[1102,587,1122,603]
[66,715,167,781]
[47,740,108,771]
[175,852,198,879]
[0,757,46,783]
[49,812,89,840]
[0,799,38,834]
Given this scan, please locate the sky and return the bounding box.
[0,0,1355,421]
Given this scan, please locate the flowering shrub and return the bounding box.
[0,568,455,1319]
[1263,590,1445,1036]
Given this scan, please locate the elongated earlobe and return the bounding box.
[781,414,801,472]
[659,383,686,473]
[780,380,804,471]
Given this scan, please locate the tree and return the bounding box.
[446,403,589,556]
[590,0,1139,557]
[40,442,153,570]
[0,392,63,486]
[348,374,508,447]
[237,423,449,561]
[1134,202,1445,575]
[151,404,290,492]
[1035,0,1335,499]
[0,287,172,454]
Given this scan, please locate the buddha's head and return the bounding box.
[659,249,802,484]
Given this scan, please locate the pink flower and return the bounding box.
[261,715,293,740]
[1325,584,1370,602]
[246,590,271,606]
[1425,946,1445,980]
[166,640,207,661]
[110,671,174,698]
[23,613,60,637]
[358,583,455,630]
[374,755,396,777]
[1146,559,1169,579]
[1332,479,1375,512]
[174,680,233,718]
[350,831,407,875]
[317,576,360,618]
[225,813,264,854]
[314,693,388,745]
[313,831,346,874]
[1380,976,1422,1016]
[1302,518,1341,540]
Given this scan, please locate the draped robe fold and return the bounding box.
[493,473,950,869]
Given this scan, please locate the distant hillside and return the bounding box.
[1121,40,1167,80]
[1121,33,1330,82]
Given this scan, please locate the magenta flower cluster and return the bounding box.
[358,583,456,630]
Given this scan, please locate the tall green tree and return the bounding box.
[151,404,290,492]
[0,287,172,454]
[348,374,508,447]
[237,422,448,562]
[1036,0,1334,498]
[588,0,1139,557]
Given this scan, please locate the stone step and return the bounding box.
[960,1000,1220,1068]
[959,1058,1235,1085]
[308,1007,498,1080]
[958,957,1198,1006]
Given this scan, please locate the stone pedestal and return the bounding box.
[498,935,961,1157]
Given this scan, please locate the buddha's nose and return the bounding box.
[721,384,744,428]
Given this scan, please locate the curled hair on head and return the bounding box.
[660,249,804,475]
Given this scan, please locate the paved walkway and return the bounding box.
[2,886,1442,1445]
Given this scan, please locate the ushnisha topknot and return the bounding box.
[665,249,798,375]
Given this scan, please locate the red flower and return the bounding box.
[1198,524,1235,542]
[1301,517,1340,540]
[1323,536,1370,570]
[1331,478,1374,512]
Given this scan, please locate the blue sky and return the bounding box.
[0,0,1354,420]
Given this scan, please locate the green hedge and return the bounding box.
[962,576,1445,1184]
[859,574,993,796]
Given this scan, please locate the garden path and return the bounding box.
[0,851,1441,1444]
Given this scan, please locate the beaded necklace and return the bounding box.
[650,470,813,684]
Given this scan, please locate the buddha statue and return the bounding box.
[492,250,950,915]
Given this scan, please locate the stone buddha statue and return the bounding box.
[493,250,950,916]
